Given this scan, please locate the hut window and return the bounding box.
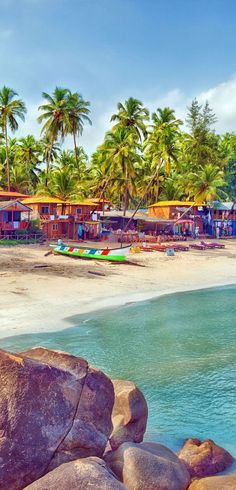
[52,224,58,231]
[76,208,82,214]
[41,206,49,214]
[13,211,21,221]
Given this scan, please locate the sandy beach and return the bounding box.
[0,240,235,340]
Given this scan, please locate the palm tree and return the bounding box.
[65,91,91,177]
[145,107,182,174]
[187,164,226,203]
[38,87,69,186]
[40,135,61,180]
[50,167,82,203]
[111,97,149,140]
[16,135,41,189]
[101,127,141,215]
[0,86,26,191]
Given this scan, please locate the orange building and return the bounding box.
[84,198,111,212]
[148,201,197,220]
[21,196,101,240]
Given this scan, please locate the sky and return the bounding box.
[1,0,236,154]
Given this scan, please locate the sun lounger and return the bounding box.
[189,243,206,250]
[140,246,154,252]
[201,241,225,249]
[172,244,189,251]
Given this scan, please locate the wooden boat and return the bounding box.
[50,243,131,262]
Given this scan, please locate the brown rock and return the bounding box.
[109,379,148,450]
[24,457,127,489]
[0,348,84,490]
[21,347,115,469]
[0,347,115,489]
[178,438,234,478]
[188,475,236,489]
[105,441,190,490]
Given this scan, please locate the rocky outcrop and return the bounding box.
[178,438,234,478]
[109,379,148,449]
[21,347,114,468]
[0,346,234,490]
[24,457,126,489]
[105,441,190,490]
[188,475,236,489]
[0,347,114,490]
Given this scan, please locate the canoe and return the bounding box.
[50,244,131,262]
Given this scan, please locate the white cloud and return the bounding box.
[198,76,236,133]
[12,75,236,156]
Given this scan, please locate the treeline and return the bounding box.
[0,86,235,213]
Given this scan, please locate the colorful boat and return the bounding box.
[50,243,131,262]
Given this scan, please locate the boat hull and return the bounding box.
[51,245,130,262]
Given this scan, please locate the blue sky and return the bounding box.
[1,0,236,153]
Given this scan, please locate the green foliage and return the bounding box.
[0,88,234,207]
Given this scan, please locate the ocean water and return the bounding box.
[1,285,236,459]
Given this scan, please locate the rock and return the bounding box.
[188,475,236,489]
[0,347,114,490]
[105,441,190,490]
[178,438,234,478]
[20,347,115,469]
[24,457,126,489]
[109,379,148,449]
[0,348,84,490]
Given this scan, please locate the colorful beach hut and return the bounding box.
[0,200,32,235]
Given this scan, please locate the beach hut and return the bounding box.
[211,201,236,236]
[0,200,32,235]
[21,197,102,240]
[21,196,70,239]
[148,201,196,220]
[147,200,209,235]
[66,201,100,240]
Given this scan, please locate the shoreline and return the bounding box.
[1,280,235,341]
[0,241,236,340]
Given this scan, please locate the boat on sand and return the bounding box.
[50,243,131,262]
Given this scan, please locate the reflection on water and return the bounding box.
[1,285,236,456]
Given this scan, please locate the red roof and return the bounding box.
[0,191,29,198]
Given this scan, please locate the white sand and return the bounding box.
[0,241,235,339]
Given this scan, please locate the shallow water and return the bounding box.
[1,285,236,458]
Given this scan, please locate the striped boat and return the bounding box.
[50,244,131,262]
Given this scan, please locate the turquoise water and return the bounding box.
[1,285,236,458]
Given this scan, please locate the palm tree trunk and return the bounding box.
[5,124,10,192]
[123,159,129,216]
[45,156,49,188]
[73,130,80,179]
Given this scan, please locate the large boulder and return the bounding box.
[0,347,114,490]
[109,379,148,449]
[20,347,114,469]
[105,441,190,490]
[188,475,236,489]
[178,438,234,478]
[24,457,126,490]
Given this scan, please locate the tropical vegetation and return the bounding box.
[0,86,235,209]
